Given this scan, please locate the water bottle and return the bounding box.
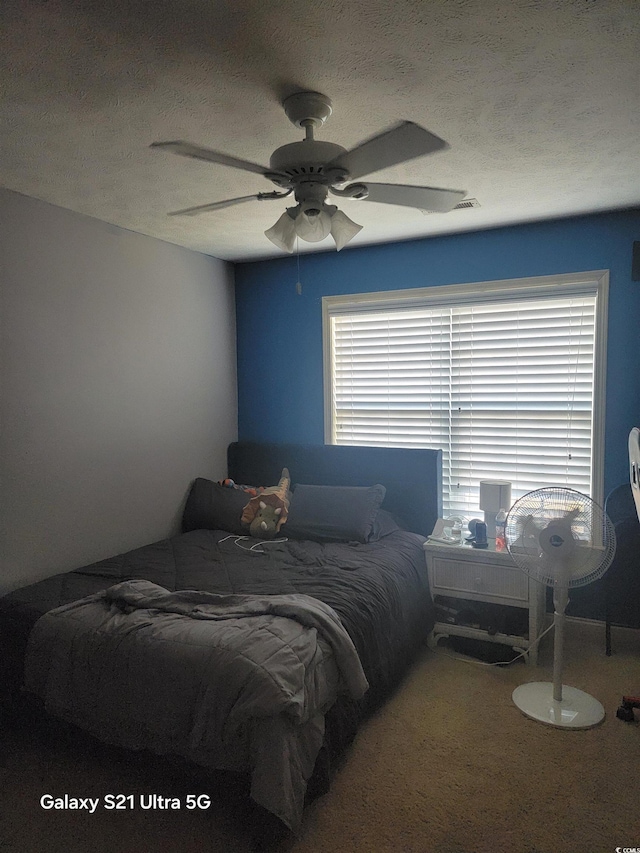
[495,509,507,552]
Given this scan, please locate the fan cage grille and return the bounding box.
[505,487,616,588]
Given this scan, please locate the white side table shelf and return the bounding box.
[424,539,547,665]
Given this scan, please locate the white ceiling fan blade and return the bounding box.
[358,183,467,212]
[151,141,280,178]
[168,191,289,217]
[327,122,448,180]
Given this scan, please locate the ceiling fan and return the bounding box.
[151,91,467,253]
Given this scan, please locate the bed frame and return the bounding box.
[227,441,442,539]
[1,441,442,844]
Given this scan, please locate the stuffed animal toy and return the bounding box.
[248,502,284,538]
[241,468,291,539]
[218,478,264,498]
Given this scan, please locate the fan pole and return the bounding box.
[552,583,569,702]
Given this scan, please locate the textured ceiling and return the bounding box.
[2,0,639,262]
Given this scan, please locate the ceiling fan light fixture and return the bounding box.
[266,203,362,252]
[294,204,332,243]
[154,93,467,256]
[264,210,297,253]
[330,209,363,251]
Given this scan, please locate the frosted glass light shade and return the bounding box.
[295,208,332,242]
[264,211,297,253]
[330,210,363,251]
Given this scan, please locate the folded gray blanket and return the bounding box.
[24,579,368,830]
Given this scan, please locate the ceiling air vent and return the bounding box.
[420,198,480,215]
[454,198,480,209]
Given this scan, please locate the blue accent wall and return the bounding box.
[236,209,640,499]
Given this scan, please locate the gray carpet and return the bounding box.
[1,619,639,853]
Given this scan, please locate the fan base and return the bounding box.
[513,682,605,729]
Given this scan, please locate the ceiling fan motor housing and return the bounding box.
[269,140,348,185]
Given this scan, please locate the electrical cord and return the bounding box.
[431,620,555,667]
[218,534,289,554]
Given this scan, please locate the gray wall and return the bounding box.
[0,189,238,594]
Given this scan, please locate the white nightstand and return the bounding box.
[423,538,547,665]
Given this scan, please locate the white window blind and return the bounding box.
[324,274,607,517]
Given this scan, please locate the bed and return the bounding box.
[0,441,442,837]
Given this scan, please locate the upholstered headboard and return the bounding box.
[227,441,442,538]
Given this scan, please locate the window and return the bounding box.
[323,271,608,516]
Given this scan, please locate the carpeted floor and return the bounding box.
[1,619,639,853]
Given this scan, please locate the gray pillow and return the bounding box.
[183,478,251,535]
[369,509,400,540]
[284,483,386,542]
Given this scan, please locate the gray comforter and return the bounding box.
[23,579,368,831]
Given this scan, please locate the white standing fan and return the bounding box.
[505,487,616,729]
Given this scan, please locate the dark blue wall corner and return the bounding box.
[235,208,640,497]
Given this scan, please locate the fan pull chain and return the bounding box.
[295,237,302,294]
